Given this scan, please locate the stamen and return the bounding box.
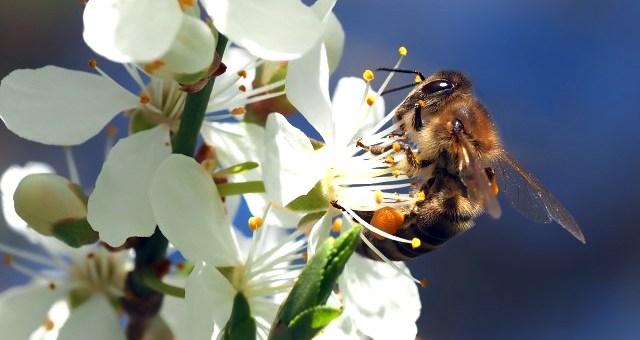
[144,60,166,74]
[105,125,118,159]
[88,59,97,69]
[415,75,423,83]
[359,232,422,285]
[418,99,426,108]
[44,318,55,331]
[416,191,426,202]
[366,95,376,106]
[362,69,375,82]
[139,94,151,105]
[248,216,263,231]
[238,85,247,92]
[237,70,248,78]
[398,46,408,56]
[0,243,58,267]
[331,217,343,232]
[420,278,428,288]
[63,146,80,185]
[201,159,216,173]
[392,142,402,153]
[342,206,416,245]
[392,170,401,178]
[231,107,246,115]
[48,282,56,290]
[178,0,195,11]
[374,190,383,204]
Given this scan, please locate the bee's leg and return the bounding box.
[412,102,423,131]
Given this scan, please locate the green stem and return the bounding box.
[217,181,266,197]
[138,269,186,298]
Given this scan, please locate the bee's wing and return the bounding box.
[457,137,502,218]
[493,150,585,243]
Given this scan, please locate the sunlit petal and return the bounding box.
[87,125,171,247]
[57,295,125,340]
[0,66,138,145]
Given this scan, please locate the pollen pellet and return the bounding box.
[44,318,55,331]
[398,46,407,56]
[370,207,405,240]
[88,59,97,69]
[374,190,383,204]
[231,107,246,115]
[366,95,376,106]
[332,217,343,232]
[362,69,375,82]
[248,216,263,231]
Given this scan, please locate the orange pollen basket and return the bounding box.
[370,206,405,240]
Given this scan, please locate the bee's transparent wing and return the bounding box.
[493,150,585,243]
[458,137,502,218]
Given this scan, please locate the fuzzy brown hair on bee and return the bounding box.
[354,70,584,261]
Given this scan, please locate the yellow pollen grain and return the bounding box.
[374,190,383,204]
[231,107,246,115]
[44,318,55,331]
[416,191,426,202]
[140,94,151,105]
[420,278,428,288]
[411,237,421,249]
[362,69,375,82]
[3,255,13,265]
[392,170,401,178]
[106,125,118,138]
[248,216,263,231]
[392,142,401,153]
[88,59,97,69]
[238,85,247,92]
[48,282,57,290]
[332,217,343,232]
[237,70,248,78]
[398,46,407,56]
[418,99,426,107]
[178,0,195,11]
[366,95,376,106]
[144,60,166,74]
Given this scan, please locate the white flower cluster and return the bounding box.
[0,0,421,339]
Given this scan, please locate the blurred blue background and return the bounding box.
[1,0,639,338]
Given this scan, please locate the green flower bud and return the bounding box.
[13,174,98,247]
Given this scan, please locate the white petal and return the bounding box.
[161,294,190,340]
[87,125,171,247]
[331,77,386,147]
[263,114,328,207]
[0,66,138,145]
[308,212,333,258]
[285,43,333,144]
[149,154,242,266]
[0,281,66,340]
[314,312,357,340]
[322,12,345,74]
[1,162,54,232]
[83,0,183,63]
[203,0,323,60]
[185,263,235,340]
[340,256,420,340]
[202,122,301,227]
[57,295,125,340]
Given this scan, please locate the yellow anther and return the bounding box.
[48,282,57,290]
[106,125,118,138]
[88,59,97,69]
[237,70,248,78]
[332,217,343,233]
[144,60,166,74]
[418,99,426,107]
[392,142,402,153]
[420,278,428,288]
[392,170,401,178]
[416,191,426,202]
[178,0,195,11]
[362,69,375,82]
[415,75,423,83]
[231,107,246,115]
[385,156,395,165]
[201,159,216,173]
[398,46,407,56]
[238,85,247,92]
[176,261,186,271]
[411,237,421,249]
[140,94,151,105]
[3,255,13,265]
[248,216,263,231]
[410,181,419,186]
[43,318,55,331]
[374,190,383,204]
[366,95,376,106]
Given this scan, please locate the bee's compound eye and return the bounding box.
[421,79,454,95]
[453,119,464,133]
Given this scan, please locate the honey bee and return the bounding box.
[354,69,585,261]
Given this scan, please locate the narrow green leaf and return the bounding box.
[52,218,98,248]
[285,181,329,212]
[298,212,327,230]
[214,161,259,176]
[318,225,361,303]
[217,181,266,196]
[287,306,342,340]
[221,293,257,340]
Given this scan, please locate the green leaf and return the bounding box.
[285,181,329,212]
[217,181,266,197]
[51,218,99,248]
[298,212,327,230]
[268,225,361,339]
[221,293,257,340]
[287,306,342,340]
[214,161,259,176]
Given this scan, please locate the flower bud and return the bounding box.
[13,174,98,247]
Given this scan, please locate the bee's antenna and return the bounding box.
[380,82,420,96]
[376,67,426,81]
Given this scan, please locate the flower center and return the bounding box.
[68,250,127,298]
